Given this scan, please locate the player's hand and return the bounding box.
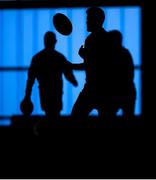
[20,97,33,115]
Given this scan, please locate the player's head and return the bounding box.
[86,7,105,32]
[44,31,57,49]
[109,30,123,46]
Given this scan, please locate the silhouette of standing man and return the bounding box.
[22,31,78,118]
[108,30,136,119]
[71,7,113,122]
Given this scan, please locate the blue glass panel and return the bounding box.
[61,71,86,115]
[134,69,141,114]
[62,75,74,115]
[0,7,142,123]
[104,7,122,31]
[2,10,17,67]
[23,10,34,66]
[71,8,86,63]
[72,71,86,107]
[2,72,18,116]
[37,9,51,51]
[0,11,3,114]
[0,72,3,114]
[124,7,141,66]
[31,80,44,115]
[16,10,24,67]
[0,71,44,116]
[0,11,3,66]
[17,72,28,115]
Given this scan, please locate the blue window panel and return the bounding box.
[61,75,69,115]
[16,10,25,106]
[0,11,3,66]
[0,11,3,114]
[2,10,17,67]
[3,71,44,116]
[31,80,44,115]
[2,72,18,116]
[71,9,86,63]
[0,73,3,114]
[103,8,108,28]
[124,7,141,66]
[61,71,85,115]
[0,7,142,121]
[71,71,86,106]
[23,10,39,108]
[23,10,34,66]
[32,10,39,54]
[0,71,44,116]
[16,73,43,115]
[104,8,122,32]
[37,9,51,51]
[17,71,28,115]
[49,10,55,32]
[134,69,141,115]
[62,75,73,115]
[65,71,86,115]
[16,10,24,67]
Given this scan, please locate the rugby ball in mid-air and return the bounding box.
[53,13,72,36]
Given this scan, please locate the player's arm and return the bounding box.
[25,57,36,99]
[63,60,78,87]
[70,62,85,70]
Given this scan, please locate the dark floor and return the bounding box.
[0,115,145,137]
[0,115,154,179]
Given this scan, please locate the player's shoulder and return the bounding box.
[32,49,45,60]
[122,47,132,57]
[54,50,67,60]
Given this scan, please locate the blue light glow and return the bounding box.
[0,7,142,123]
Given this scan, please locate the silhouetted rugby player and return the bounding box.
[71,7,113,121]
[109,30,136,119]
[23,31,78,117]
